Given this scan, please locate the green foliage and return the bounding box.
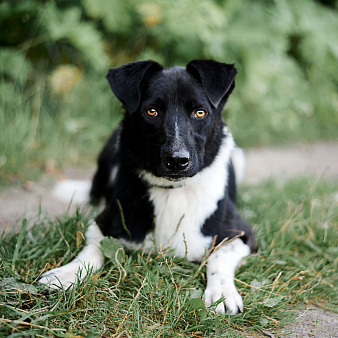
[0,0,337,182]
[100,236,124,261]
[43,2,109,71]
[0,49,32,86]
[0,177,337,335]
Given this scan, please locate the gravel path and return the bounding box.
[245,141,338,183]
[1,141,337,337]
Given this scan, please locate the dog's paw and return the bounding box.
[38,262,88,290]
[204,282,243,314]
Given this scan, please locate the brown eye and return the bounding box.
[195,109,207,118]
[147,108,158,117]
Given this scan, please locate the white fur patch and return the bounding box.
[138,171,189,189]
[38,222,104,289]
[52,180,91,204]
[204,238,250,314]
[109,165,119,185]
[123,129,235,261]
[231,146,246,185]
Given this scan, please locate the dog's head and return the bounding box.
[107,60,237,187]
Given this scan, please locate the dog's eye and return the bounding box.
[194,109,207,118]
[146,109,158,117]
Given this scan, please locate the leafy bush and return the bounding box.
[0,0,337,181]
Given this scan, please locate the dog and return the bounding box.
[39,60,256,314]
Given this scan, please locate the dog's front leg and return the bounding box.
[39,222,105,290]
[204,238,250,314]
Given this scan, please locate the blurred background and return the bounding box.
[1,0,337,185]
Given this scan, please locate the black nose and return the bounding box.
[164,150,190,171]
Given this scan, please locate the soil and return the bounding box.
[239,306,338,338]
[1,141,337,337]
[278,306,338,338]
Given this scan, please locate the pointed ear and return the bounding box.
[186,60,237,108]
[106,60,163,114]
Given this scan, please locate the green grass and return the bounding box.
[0,71,122,186]
[1,177,337,337]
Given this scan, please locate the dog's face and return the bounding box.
[107,60,237,185]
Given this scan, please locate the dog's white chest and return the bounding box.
[122,131,234,261]
[147,141,232,260]
[147,184,213,260]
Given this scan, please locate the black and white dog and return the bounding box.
[39,60,256,314]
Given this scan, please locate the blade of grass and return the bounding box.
[11,218,28,271]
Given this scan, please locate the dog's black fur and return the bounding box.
[89,60,256,252]
[39,60,257,313]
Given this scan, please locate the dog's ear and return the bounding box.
[106,61,163,114]
[186,60,237,108]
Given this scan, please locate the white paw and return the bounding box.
[204,282,243,314]
[38,261,89,290]
[39,224,105,290]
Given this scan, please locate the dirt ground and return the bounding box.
[1,141,337,337]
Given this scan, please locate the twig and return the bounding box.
[113,277,147,337]
[0,318,63,334]
[234,277,286,297]
[116,199,132,240]
[259,329,276,338]
[156,303,170,338]
[187,230,245,283]
[158,248,181,310]
[115,247,127,286]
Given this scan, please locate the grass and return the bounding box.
[0,177,337,337]
[0,70,122,186]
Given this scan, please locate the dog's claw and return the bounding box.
[204,285,244,314]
